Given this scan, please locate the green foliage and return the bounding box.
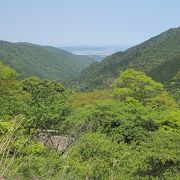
[21,77,70,131]
[0,115,62,180]
[16,150,61,179]
[134,129,180,179]
[113,69,163,101]
[22,77,64,100]
[0,40,95,82]
[61,129,180,179]
[160,110,180,131]
[69,90,111,109]
[61,133,129,180]
[113,69,177,109]
[60,72,180,179]
[0,62,24,117]
[147,92,178,110]
[64,99,161,144]
[77,27,180,90]
[0,58,179,179]
[149,53,180,83]
[0,121,12,135]
[166,71,180,104]
[0,62,18,96]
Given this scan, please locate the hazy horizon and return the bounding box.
[1,0,180,46]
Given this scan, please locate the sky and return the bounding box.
[0,0,180,46]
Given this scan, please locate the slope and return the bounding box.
[0,41,95,81]
[78,27,180,90]
[149,53,180,83]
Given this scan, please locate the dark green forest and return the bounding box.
[0,27,180,179]
[0,41,95,81]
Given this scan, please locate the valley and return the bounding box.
[0,1,180,179]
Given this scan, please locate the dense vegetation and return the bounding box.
[0,61,179,179]
[166,71,180,104]
[0,41,95,81]
[77,27,180,90]
[149,53,180,104]
[149,53,180,83]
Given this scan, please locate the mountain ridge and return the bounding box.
[0,40,96,81]
[77,27,180,90]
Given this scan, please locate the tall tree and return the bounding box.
[113,69,177,109]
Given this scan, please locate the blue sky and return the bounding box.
[0,0,180,46]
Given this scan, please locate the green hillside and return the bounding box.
[0,41,95,81]
[78,27,180,90]
[166,71,180,103]
[149,53,180,83]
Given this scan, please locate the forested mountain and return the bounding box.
[1,62,179,179]
[0,28,179,179]
[78,27,180,90]
[0,41,95,81]
[149,53,180,83]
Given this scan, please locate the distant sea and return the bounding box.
[60,45,131,61]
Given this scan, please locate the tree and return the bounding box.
[134,129,180,179]
[61,133,130,179]
[64,99,160,144]
[0,62,18,96]
[0,62,23,117]
[22,77,64,102]
[21,77,69,133]
[113,69,177,109]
